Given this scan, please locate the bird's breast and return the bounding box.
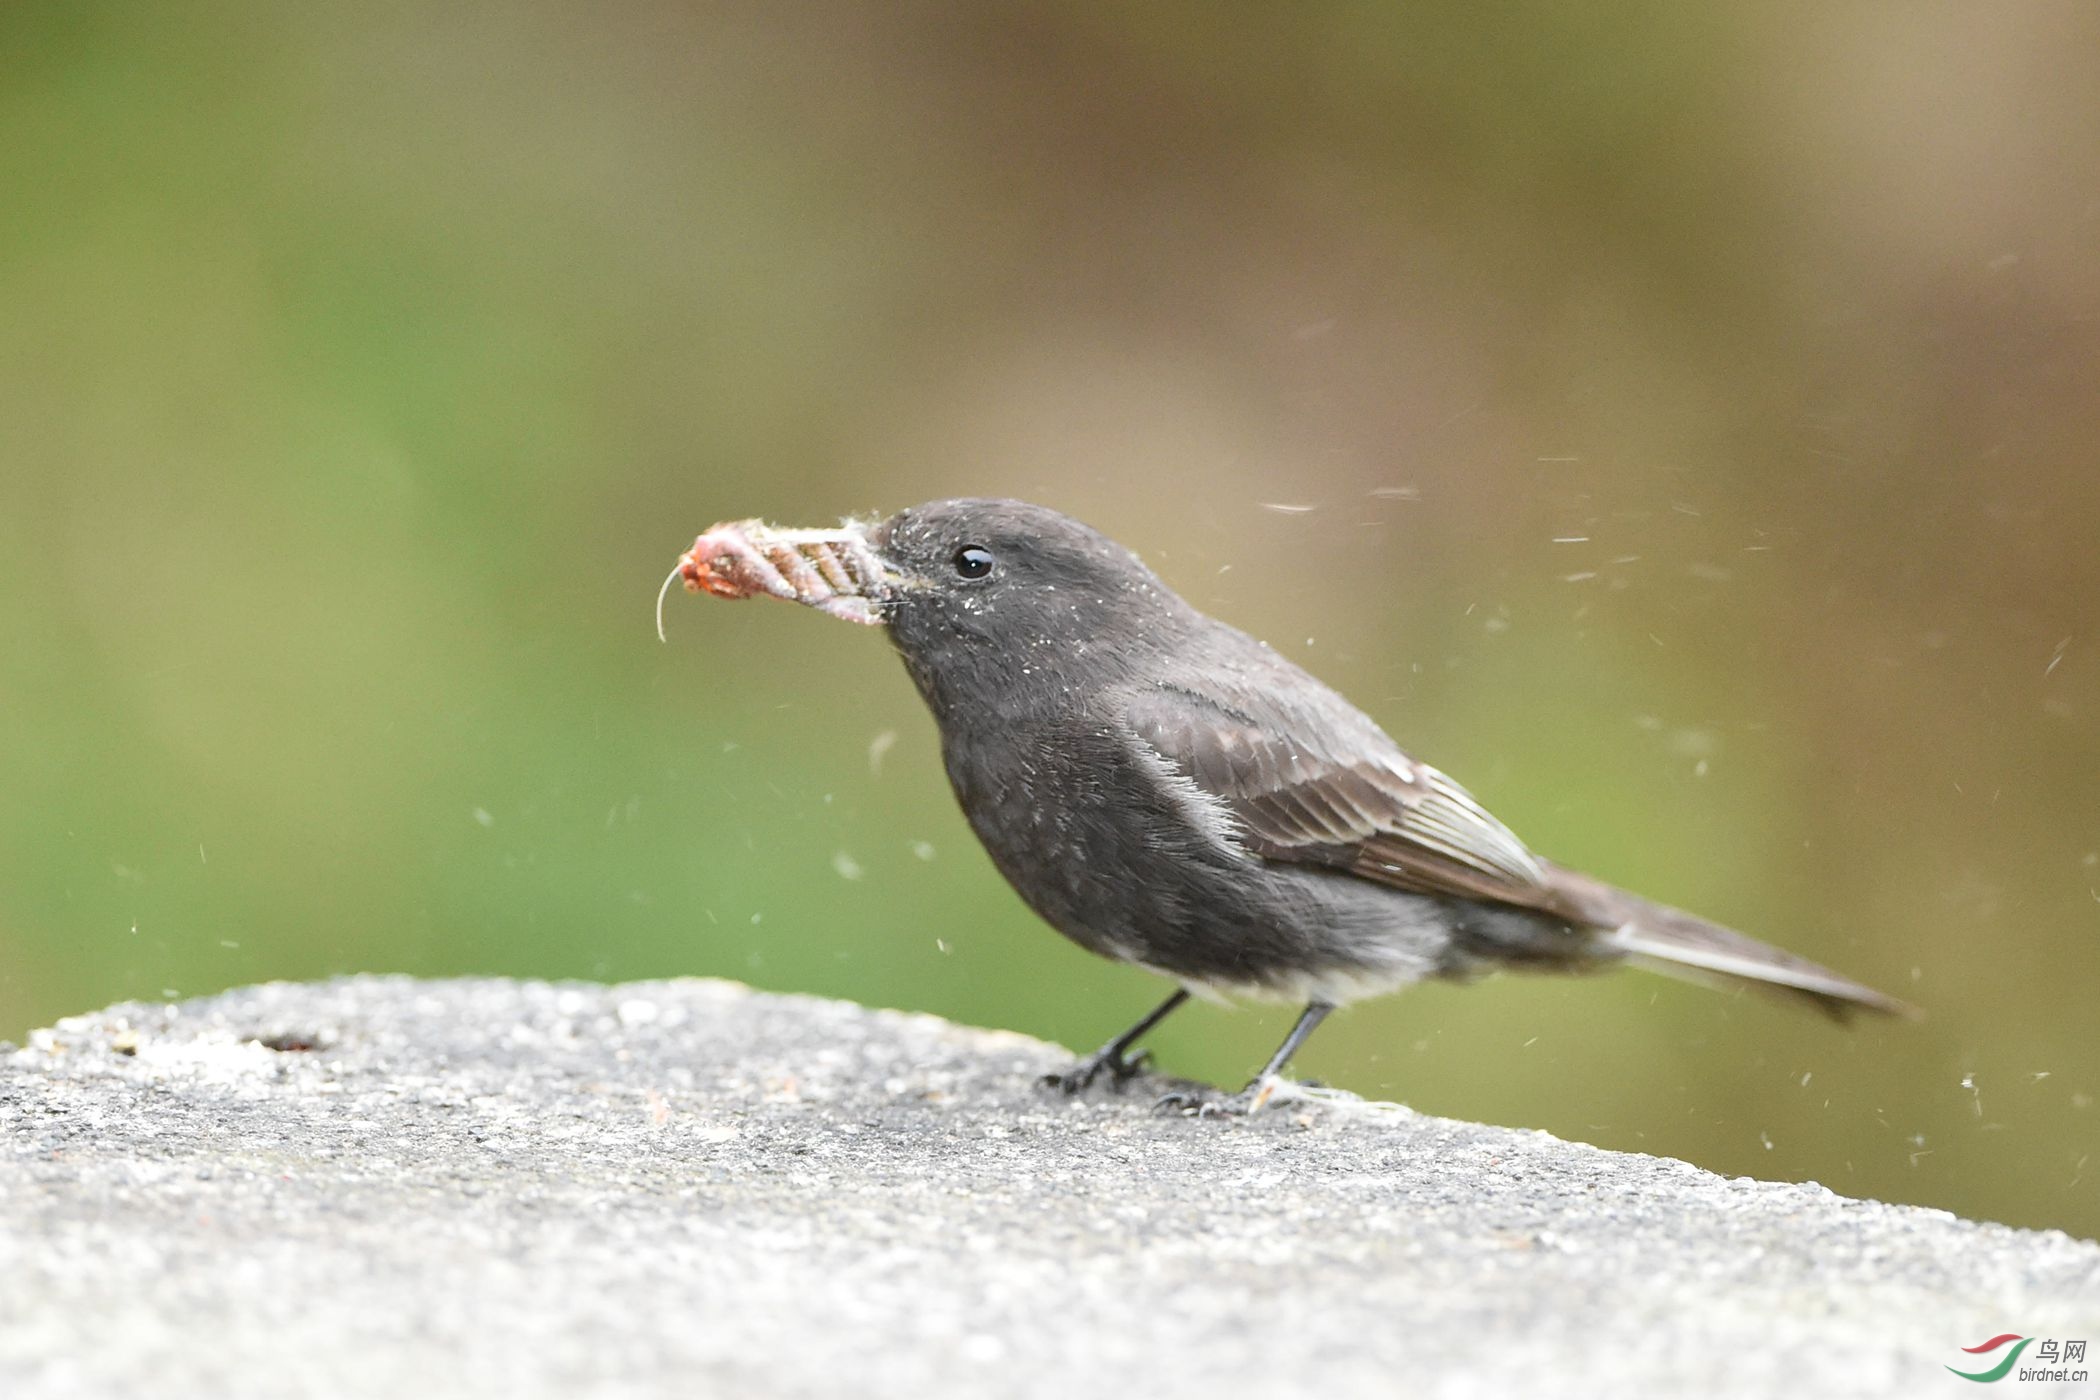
[934,714,1266,964]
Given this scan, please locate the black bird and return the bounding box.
[670,498,1913,1111]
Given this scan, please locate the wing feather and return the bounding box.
[1122,680,1547,903]
[1116,668,1910,1020]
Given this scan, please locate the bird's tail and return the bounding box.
[1540,862,1919,1022]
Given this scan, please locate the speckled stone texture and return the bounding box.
[2,977,2093,1399]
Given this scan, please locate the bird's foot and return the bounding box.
[1154,1075,1289,1118]
[1041,1046,1153,1096]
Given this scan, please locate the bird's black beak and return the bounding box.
[668,516,903,627]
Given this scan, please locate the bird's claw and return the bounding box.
[1041,1046,1153,1096]
[1153,1075,1286,1118]
[1151,1088,1211,1115]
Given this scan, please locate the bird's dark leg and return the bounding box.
[1252,1001,1334,1085]
[1157,1001,1335,1116]
[1043,988,1191,1095]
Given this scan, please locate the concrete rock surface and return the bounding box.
[1,976,2093,1400]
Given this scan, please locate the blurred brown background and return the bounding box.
[2,2,2096,1239]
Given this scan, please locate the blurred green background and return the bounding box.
[3,3,2096,1240]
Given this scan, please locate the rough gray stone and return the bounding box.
[1,976,2092,1399]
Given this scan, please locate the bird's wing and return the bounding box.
[1122,679,1551,907]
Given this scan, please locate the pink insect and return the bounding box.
[657,517,896,640]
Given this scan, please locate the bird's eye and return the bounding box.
[952,545,994,580]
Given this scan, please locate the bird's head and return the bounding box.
[667,498,1193,709]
